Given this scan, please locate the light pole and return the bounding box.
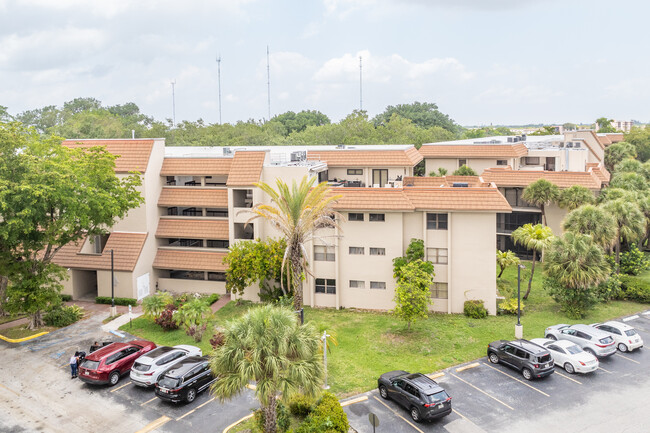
[515,264,525,339]
[321,330,331,389]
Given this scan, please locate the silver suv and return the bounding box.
[545,324,616,358]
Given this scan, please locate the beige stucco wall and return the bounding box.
[425,158,515,176]
[158,278,227,295]
[327,167,411,186]
[545,203,567,237]
[97,270,133,299]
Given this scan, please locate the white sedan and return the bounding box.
[130,344,202,387]
[591,321,644,352]
[530,338,598,374]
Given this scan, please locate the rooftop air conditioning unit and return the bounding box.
[513,137,520,142]
[507,137,514,143]
[223,147,232,155]
[290,151,306,162]
[336,144,345,149]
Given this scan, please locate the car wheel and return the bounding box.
[584,348,596,357]
[546,335,557,341]
[618,343,628,353]
[186,388,197,403]
[488,353,500,364]
[522,368,533,381]
[564,362,575,374]
[108,371,120,386]
[379,385,389,400]
[410,407,421,423]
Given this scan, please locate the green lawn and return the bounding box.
[0,314,27,326]
[121,261,649,397]
[0,324,56,339]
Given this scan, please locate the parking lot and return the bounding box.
[344,311,650,433]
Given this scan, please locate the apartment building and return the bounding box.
[54,140,510,315]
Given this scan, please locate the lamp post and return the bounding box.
[321,330,331,389]
[110,249,117,317]
[515,264,525,339]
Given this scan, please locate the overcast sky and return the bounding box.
[1,0,648,126]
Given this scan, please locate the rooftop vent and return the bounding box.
[290,151,306,162]
[521,134,527,141]
[223,147,232,155]
[452,182,469,188]
[507,137,514,143]
[513,136,520,142]
[336,144,345,149]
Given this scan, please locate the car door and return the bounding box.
[501,345,516,367]
[196,362,215,391]
[120,346,142,372]
[402,384,421,409]
[547,344,566,365]
[512,348,529,370]
[575,331,592,349]
[389,379,407,407]
[561,328,578,344]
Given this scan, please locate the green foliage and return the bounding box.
[174,297,211,329]
[271,110,330,136]
[43,305,83,327]
[563,205,617,250]
[141,292,173,317]
[544,232,610,290]
[609,172,648,191]
[511,223,554,299]
[545,278,600,319]
[59,294,72,302]
[498,298,524,315]
[393,238,432,281]
[372,101,459,134]
[296,392,349,433]
[619,276,650,303]
[462,126,513,138]
[463,300,488,319]
[605,141,637,172]
[288,393,315,417]
[496,250,520,278]
[625,126,650,162]
[393,259,434,329]
[619,244,650,275]
[522,179,560,226]
[429,167,448,177]
[529,126,558,136]
[595,274,623,302]
[95,296,138,306]
[154,304,179,331]
[557,185,595,211]
[595,117,617,133]
[205,293,220,305]
[254,401,291,433]
[452,165,478,176]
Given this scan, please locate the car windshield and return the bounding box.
[625,329,637,337]
[132,362,150,372]
[599,336,613,344]
[566,345,582,355]
[158,376,181,388]
[424,390,449,404]
[81,360,100,370]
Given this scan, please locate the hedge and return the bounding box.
[620,275,650,303]
[95,296,138,306]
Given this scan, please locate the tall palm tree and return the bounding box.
[522,179,560,226]
[544,232,610,290]
[601,199,645,272]
[496,250,520,278]
[557,185,595,211]
[210,305,324,433]
[249,176,342,311]
[562,205,617,251]
[511,223,554,299]
[637,195,650,248]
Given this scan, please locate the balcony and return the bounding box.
[165,207,228,218]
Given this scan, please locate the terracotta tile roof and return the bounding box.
[153,250,227,272]
[482,168,603,189]
[62,139,154,173]
[307,147,422,167]
[586,163,611,182]
[597,135,612,146]
[226,151,266,186]
[158,187,228,207]
[52,232,147,272]
[403,176,490,188]
[606,133,625,143]
[418,143,528,158]
[330,188,414,211]
[156,219,229,239]
[161,158,232,176]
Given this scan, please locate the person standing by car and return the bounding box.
[70,352,79,379]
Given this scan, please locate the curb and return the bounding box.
[0,331,49,343]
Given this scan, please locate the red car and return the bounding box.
[78,340,156,386]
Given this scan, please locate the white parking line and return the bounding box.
[482,363,550,397]
[449,372,514,410]
[615,353,641,364]
[553,371,582,385]
[623,315,639,322]
[372,396,426,433]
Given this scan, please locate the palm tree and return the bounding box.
[562,205,617,251]
[249,176,342,311]
[511,223,554,300]
[609,172,649,192]
[601,199,645,272]
[604,141,636,172]
[557,185,595,211]
[637,195,650,248]
[545,232,610,290]
[522,179,560,226]
[210,304,324,433]
[496,250,520,278]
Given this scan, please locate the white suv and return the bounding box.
[545,324,616,358]
[592,321,644,352]
[130,345,202,387]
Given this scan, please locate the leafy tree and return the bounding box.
[530,126,558,136]
[511,224,554,300]
[16,105,61,134]
[0,122,143,328]
[544,232,610,318]
[210,304,323,433]
[271,110,330,136]
[429,167,448,177]
[557,185,595,211]
[562,205,617,251]
[249,176,342,311]
[393,239,434,282]
[497,250,520,278]
[372,101,459,134]
[595,117,617,133]
[625,127,650,162]
[142,291,174,318]
[0,106,12,122]
[605,141,637,172]
[62,97,102,117]
[462,126,513,139]
[393,260,434,330]
[224,238,287,299]
[601,199,645,272]
[453,165,477,176]
[522,179,560,226]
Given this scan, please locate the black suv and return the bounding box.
[377,370,452,422]
[155,356,216,403]
[487,339,554,380]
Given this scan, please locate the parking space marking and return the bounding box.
[340,395,368,406]
[456,362,480,372]
[134,415,171,433]
[449,373,514,411]
[427,372,445,380]
[140,396,158,407]
[223,413,254,433]
[372,396,426,433]
[481,363,550,397]
[598,366,612,374]
[553,371,582,385]
[623,315,639,322]
[615,353,641,364]
[110,381,133,393]
[177,396,216,421]
[0,383,19,397]
[452,408,479,426]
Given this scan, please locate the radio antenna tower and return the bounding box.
[216,54,222,124]
[266,45,271,120]
[359,56,363,111]
[170,79,176,127]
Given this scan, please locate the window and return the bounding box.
[347,169,363,175]
[459,159,467,167]
[208,272,226,281]
[427,248,448,264]
[369,248,386,256]
[426,213,448,230]
[348,212,364,221]
[207,239,229,248]
[315,278,336,294]
[524,157,540,165]
[314,245,335,261]
[369,213,385,222]
[370,281,386,290]
[496,160,507,166]
[169,270,205,280]
[430,282,448,299]
[349,280,365,289]
[349,246,364,255]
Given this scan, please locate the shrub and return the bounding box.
[595,274,623,301]
[95,296,137,306]
[205,293,220,305]
[297,392,349,433]
[620,244,650,275]
[142,292,174,318]
[186,323,207,342]
[254,401,291,433]
[175,297,211,329]
[620,275,650,303]
[209,331,225,349]
[154,304,179,331]
[44,305,84,327]
[497,298,524,315]
[288,393,314,417]
[545,278,599,319]
[463,300,488,319]
[60,294,72,302]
